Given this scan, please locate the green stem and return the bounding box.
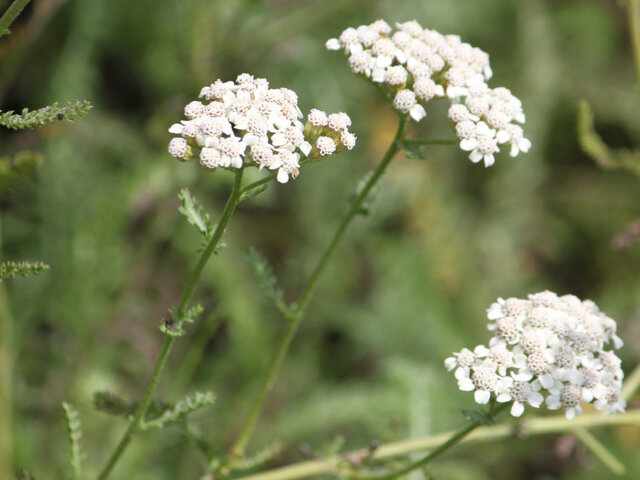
[0,0,31,35]
[400,139,458,146]
[240,173,276,196]
[96,168,245,480]
[221,115,408,468]
[572,428,626,476]
[629,0,640,88]
[233,409,640,480]
[344,404,508,480]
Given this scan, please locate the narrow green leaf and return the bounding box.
[178,189,213,240]
[246,246,287,313]
[62,402,83,480]
[0,100,92,130]
[92,391,136,417]
[240,183,269,202]
[0,260,49,281]
[233,441,283,471]
[140,391,216,430]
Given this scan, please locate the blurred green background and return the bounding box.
[1,0,639,478]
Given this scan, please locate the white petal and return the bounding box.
[528,392,544,407]
[168,123,184,134]
[371,68,386,83]
[474,390,491,404]
[276,169,289,183]
[410,104,427,121]
[458,378,474,391]
[469,150,483,163]
[459,138,477,151]
[271,133,287,147]
[299,141,312,156]
[510,402,525,417]
[444,357,457,371]
[496,393,512,403]
[483,154,495,167]
[454,367,469,380]
[326,38,341,50]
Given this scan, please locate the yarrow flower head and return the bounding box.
[445,291,625,419]
[327,20,530,167]
[168,74,356,183]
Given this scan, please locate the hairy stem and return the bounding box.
[96,168,245,480]
[0,211,14,480]
[220,115,408,468]
[0,0,30,35]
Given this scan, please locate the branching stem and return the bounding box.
[96,168,245,480]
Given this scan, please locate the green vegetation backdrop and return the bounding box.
[1,0,639,478]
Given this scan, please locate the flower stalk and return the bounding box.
[218,115,408,472]
[96,168,245,480]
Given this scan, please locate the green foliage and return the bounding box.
[62,402,83,480]
[140,391,216,430]
[246,246,288,314]
[0,151,43,195]
[92,391,136,417]
[0,260,49,281]
[348,171,379,216]
[577,100,640,176]
[233,441,283,472]
[239,182,269,202]
[161,304,204,337]
[0,101,92,131]
[178,189,214,241]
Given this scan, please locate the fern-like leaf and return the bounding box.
[92,391,136,417]
[160,304,204,337]
[140,391,216,430]
[233,441,283,472]
[246,246,288,314]
[0,260,49,281]
[0,101,92,130]
[0,151,44,195]
[62,402,83,480]
[178,189,213,240]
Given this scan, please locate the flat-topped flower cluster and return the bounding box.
[326,20,530,167]
[168,74,356,183]
[446,291,625,418]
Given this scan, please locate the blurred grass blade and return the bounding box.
[62,402,83,480]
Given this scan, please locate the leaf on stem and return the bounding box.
[348,171,380,216]
[240,183,269,202]
[462,408,498,426]
[0,260,49,281]
[160,304,204,337]
[178,189,214,241]
[62,402,84,480]
[0,151,44,196]
[92,391,136,417]
[140,391,216,430]
[0,101,92,130]
[577,100,640,177]
[245,246,288,314]
[233,441,283,472]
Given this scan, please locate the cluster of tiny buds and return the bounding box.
[327,19,530,167]
[445,291,625,419]
[168,74,356,183]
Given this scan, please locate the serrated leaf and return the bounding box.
[0,260,49,281]
[233,441,283,471]
[0,101,92,130]
[141,391,216,430]
[62,402,83,480]
[246,246,288,313]
[160,305,204,337]
[178,189,213,240]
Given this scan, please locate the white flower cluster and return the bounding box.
[445,291,625,419]
[168,74,356,183]
[327,20,530,167]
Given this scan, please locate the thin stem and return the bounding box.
[400,139,458,146]
[572,428,626,476]
[344,404,509,480]
[0,0,30,35]
[221,115,408,468]
[96,168,245,480]
[629,0,640,88]
[233,409,640,480]
[240,173,276,196]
